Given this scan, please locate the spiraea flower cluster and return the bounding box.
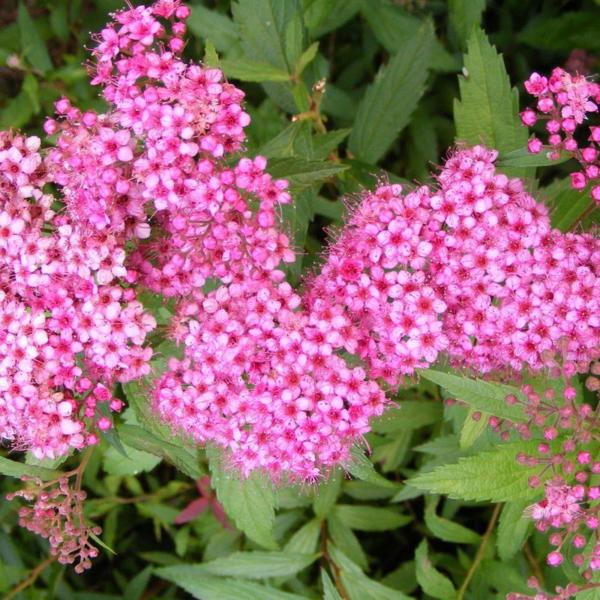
[308,145,600,386]
[0,131,154,460]
[521,67,600,202]
[153,276,387,482]
[8,473,100,573]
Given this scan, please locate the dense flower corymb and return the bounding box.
[308,145,600,387]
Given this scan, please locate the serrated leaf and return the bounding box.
[187,5,239,53]
[220,58,291,82]
[232,0,305,112]
[267,157,348,190]
[103,441,161,477]
[454,29,528,173]
[497,147,571,168]
[285,519,322,554]
[371,400,443,433]
[415,541,456,600]
[207,446,278,549]
[0,455,62,481]
[542,177,594,232]
[448,0,486,49]
[333,505,411,532]
[260,121,313,159]
[17,2,52,73]
[349,20,434,164]
[117,424,202,479]
[424,497,481,544]
[345,446,399,489]
[156,568,308,600]
[408,440,549,502]
[496,499,532,561]
[199,551,319,578]
[313,470,342,518]
[303,0,360,37]
[418,368,526,422]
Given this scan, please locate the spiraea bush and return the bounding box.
[0,1,599,599]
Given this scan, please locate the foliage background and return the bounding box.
[0,0,599,598]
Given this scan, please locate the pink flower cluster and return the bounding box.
[308,145,600,386]
[153,277,387,482]
[8,475,101,573]
[0,132,154,460]
[521,67,600,202]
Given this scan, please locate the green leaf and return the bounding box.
[0,455,62,481]
[327,514,368,570]
[220,58,291,82]
[497,147,571,168]
[260,121,313,158]
[204,40,220,68]
[312,129,351,160]
[496,499,532,561]
[0,89,33,130]
[448,0,486,49]
[371,400,443,433]
[543,177,594,232]
[118,424,202,480]
[267,157,348,190]
[303,0,360,37]
[294,41,319,76]
[408,440,549,502]
[418,368,526,422]
[424,497,481,544]
[333,505,411,532]
[49,0,69,41]
[321,569,343,600]
[329,545,412,600]
[359,0,458,73]
[21,72,40,113]
[103,441,161,477]
[284,518,322,554]
[349,20,434,164]
[124,566,153,600]
[345,446,399,489]
[454,29,528,172]
[207,446,278,549]
[156,568,308,600]
[202,551,319,578]
[520,12,600,54]
[415,540,456,600]
[17,2,52,73]
[459,408,489,449]
[187,5,239,53]
[313,196,345,221]
[313,470,342,518]
[232,0,305,112]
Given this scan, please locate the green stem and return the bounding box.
[457,503,501,600]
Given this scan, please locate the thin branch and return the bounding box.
[457,503,502,600]
[4,555,57,600]
[320,521,350,600]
